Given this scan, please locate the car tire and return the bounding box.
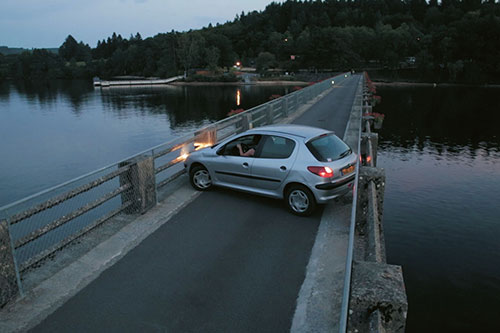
[285,185,316,216]
[190,165,212,191]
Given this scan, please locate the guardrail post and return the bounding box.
[361,133,379,167]
[0,219,21,307]
[266,104,274,125]
[282,98,288,117]
[363,104,372,115]
[290,96,296,113]
[240,114,252,131]
[119,155,156,214]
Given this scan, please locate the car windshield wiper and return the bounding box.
[338,149,351,159]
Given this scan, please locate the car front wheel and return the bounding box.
[286,185,316,216]
[190,165,212,191]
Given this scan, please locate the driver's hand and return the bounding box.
[236,143,244,155]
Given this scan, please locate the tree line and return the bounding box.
[1,0,499,83]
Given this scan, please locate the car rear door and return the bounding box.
[250,135,297,190]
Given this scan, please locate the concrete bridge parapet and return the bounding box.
[347,73,408,333]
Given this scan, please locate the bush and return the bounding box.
[185,73,241,82]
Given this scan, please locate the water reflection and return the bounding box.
[376,86,500,155]
[4,80,95,113]
[98,84,291,127]
[0,80,292,126]
[376,85,500,332]
[382,138,500,164]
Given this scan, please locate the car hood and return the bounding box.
[190,147,214,158]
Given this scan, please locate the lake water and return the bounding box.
[0,80,293,207]
[375,85,500,332]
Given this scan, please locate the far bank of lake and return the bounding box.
[170,80,310,86]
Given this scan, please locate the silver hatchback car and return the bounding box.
[184,124,357,216]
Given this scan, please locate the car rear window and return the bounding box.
[306,133,351,162]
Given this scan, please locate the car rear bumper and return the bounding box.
[312,174,355,203]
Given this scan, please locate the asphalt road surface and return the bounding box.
[32,74,361,333]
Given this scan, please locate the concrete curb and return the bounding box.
[291,75,363,332]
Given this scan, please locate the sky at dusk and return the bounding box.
[1,0,282,49]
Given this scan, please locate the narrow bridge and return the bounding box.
[0,73,407,332]
[93,75,184,87]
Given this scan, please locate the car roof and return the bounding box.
[246,124,332,141]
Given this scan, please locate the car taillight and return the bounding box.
[307,166,334,178]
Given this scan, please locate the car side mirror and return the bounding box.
[216,146,225,155]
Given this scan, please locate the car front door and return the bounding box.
[211,135,261,188]
[250,135,297,190]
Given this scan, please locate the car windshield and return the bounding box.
[306,133,351,162]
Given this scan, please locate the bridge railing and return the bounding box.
[0,73,347,306]
[339,72,407,332]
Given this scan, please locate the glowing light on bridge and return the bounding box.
[194,142,212,150]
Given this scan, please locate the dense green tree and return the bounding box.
[256,52,276,72]
[59,35,91,62]
[0,53,6,80]
[10,49,64,79]
[59,35,79,61]
[177,32,206,73]
[205,46,220,71]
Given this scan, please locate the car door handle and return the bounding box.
[242,162,249,168]
[280,166,287,171]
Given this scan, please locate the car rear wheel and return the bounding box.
[286,185,316,216]
[190,165,212,191]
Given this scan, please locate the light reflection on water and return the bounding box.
[0,80,291,207]
[376,86,500,332]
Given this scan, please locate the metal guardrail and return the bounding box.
[339,74,364,332]
[0,74,349,305]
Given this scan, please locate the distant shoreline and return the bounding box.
[170,81,310,86]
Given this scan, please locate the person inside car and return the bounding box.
[236,143,255,157]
